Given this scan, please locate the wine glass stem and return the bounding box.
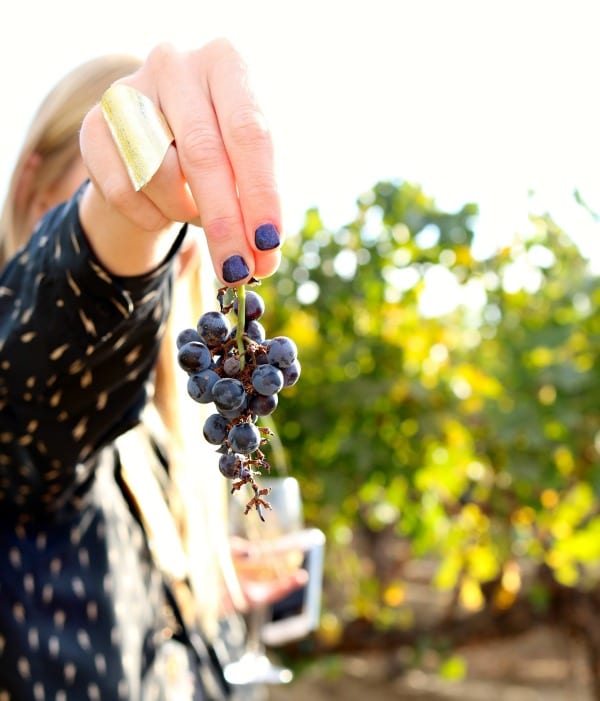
[246,604,268,655]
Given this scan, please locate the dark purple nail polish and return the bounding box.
[255,223,280,251]
[222,255,250,283]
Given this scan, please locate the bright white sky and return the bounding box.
[1,0,599,265]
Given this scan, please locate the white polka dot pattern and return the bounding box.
[0,192,215,699]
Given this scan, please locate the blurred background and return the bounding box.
[3,1,600,698]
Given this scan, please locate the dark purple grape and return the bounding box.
[178,341,212,374]
[203,413,230,445]
[228,422,261,454]
[266,336,297,369]
[219,453,243,478]
[281,359,301,388]
[247,392,278,417]
[223,356,241,376]
[228,321,265,344]
[217,402,247,420]
[212,378,246,411]
[245,320,266,343]
[187,369,220,403]
[237,465,253,482]
[176,327,202,349]
[197,311,230,348]
[251,364,284,396]
[233,290,265,322]
[255,350,270,365]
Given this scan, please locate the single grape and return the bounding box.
[212,377,246,411]
[245,320,266,343]
[177,341,213,374]
[197,311,230,348]
[237,465,253,483]
[266,336,298,369]
[203,413,230,445]
[217,403,247,420]
[187,369,220,404]
[219,453,243,478]
[247,392,278,417]
[176,327,202,349]
[255,351,270,366]
[281,359,301,387]
[251,364,284,396]
[228,422,261,454]
[227,321,265,344]
[223,356,241,376]
[233,290,265,323]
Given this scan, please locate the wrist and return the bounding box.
[79,181,181,276]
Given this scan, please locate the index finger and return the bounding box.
[159,41,282,283]
[207,45,283,275]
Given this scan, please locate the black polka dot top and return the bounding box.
[0,188,231,700]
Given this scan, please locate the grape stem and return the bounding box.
[236,284,246,371]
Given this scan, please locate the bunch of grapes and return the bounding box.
[175,284,300,520]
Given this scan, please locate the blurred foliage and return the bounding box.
[260,179,600,656]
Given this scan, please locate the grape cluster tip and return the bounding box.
[175,284,300,521]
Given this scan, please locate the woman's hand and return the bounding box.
[79,39,282,282]
[230,536,308,610]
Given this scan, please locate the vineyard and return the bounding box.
[258,180,600,698]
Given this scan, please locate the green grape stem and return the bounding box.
[236,284,246,371]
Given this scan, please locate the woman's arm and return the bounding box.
[79,39,283,283]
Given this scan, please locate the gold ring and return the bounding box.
[100,84,174,191]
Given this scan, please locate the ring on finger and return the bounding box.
[100,84,174,191]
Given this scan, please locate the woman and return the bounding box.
[0,41,301,700]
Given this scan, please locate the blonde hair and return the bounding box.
[0,54,142,266]
[0,55,244,632]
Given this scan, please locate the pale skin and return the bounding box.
[78,39,282,282]
[28,38,304,610]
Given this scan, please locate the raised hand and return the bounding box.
[79,39,282,283]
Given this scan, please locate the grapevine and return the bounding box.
[176,283,300,521]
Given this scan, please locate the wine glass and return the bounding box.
[224,476,304,686]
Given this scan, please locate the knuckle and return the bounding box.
[146,42,177,70]
[103,175,135,212]
[205,36,238,62]
[228,107,271,150]
[203,213,242,244]
[242,167,278,198]
[103,177,167,232]
[179,124,226,171]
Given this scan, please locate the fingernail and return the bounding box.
[222,255,250,283]
[255,223,280,251]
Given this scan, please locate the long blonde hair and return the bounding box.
[0,54,244,632]
[0,55,142,266]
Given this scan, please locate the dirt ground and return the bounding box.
[267,625,594,701]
